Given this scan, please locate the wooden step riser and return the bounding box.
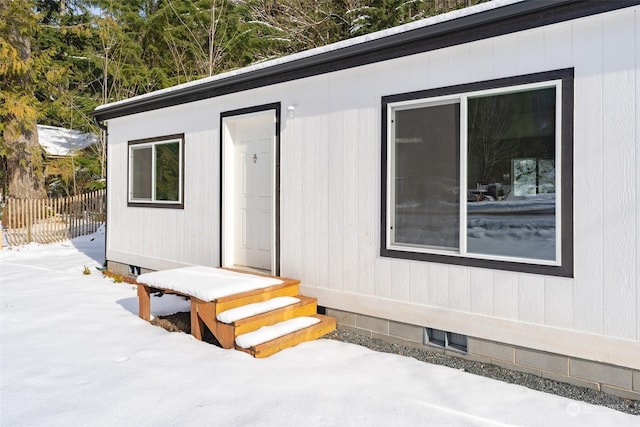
[233,298,318,336]
[214,284,299,314]
[236,315,337,358]
[213,277,300,304]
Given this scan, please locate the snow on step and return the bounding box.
[137,266,283,302]
[217,296,300,324]
[235,317,321,349]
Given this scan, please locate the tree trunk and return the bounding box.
[5,121,45,199]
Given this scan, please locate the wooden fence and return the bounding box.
[1,189,105,247]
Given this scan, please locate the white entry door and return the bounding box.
[222,110,276,273]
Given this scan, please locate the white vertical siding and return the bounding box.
[428,264,449,308]
[493,271,518,321]
[516,28,546,75]
[342,101,360,294]
[518,274,545,324]
[357,78,377,297]
[447,44,471,85]
[374,257,392,299]
[602,10,637,340]
[572,16,605,335]
[410,261,430,306]
[279,103,294,277]
[183,129,219,265]
[449,266,471,312]
[327,72,345,292]
[468,37,493,80]
[470,269,494,316]
[544,22,573,69]
[314,79,330,289]
[106,102,222,270]
[544,277,574,329]
[281,81,304,280]
[107,6,640,365]
[391,259,411,302]
[428,48,450,90]
[301,89,318,286]
[491,34,518,79]
[637,10,640,342]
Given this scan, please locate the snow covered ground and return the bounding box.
[1,230,636,426]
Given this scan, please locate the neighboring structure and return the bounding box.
[37,124,98,158]
[93,0,640,399]
[37,124,100,195]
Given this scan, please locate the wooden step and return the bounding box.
[213,277,300,315]
[136,267,337,357]
[219,295,318,337]
[235,314,337,358]
[191,278,302,348]
[217,296,303,323]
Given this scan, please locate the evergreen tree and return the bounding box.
[1,0,486,199]
[0,0,46,199]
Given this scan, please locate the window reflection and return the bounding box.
[466,88,556,260]
[155,142,180,201]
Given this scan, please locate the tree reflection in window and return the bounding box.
[155,142,180,201]
[467,87,557,260]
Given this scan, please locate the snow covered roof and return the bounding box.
[37,124,98,157]
[92,0,635,121]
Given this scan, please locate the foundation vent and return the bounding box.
[424,328,467,353]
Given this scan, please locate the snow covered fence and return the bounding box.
[1,189,105,247]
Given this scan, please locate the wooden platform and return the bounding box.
[136,268,335,357]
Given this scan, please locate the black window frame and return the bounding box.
[381,69,574,277]
[127,133,185,209]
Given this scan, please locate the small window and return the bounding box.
[128,134,184,208]
[382,69,573,277]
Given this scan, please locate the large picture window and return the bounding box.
[128,134,184,208]
[382,70,573,277]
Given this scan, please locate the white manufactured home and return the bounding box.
[94,0,640,398]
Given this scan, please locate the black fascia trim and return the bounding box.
[127,133,185,209]
[380,68,574,278]
[218,103,281,275]
[92,0,637,122]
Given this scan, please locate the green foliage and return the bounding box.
[0,0,47,197]
[0,0,38,140]
[1,0,484,198]
[346,0,486,36]
[154,142,180,201]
